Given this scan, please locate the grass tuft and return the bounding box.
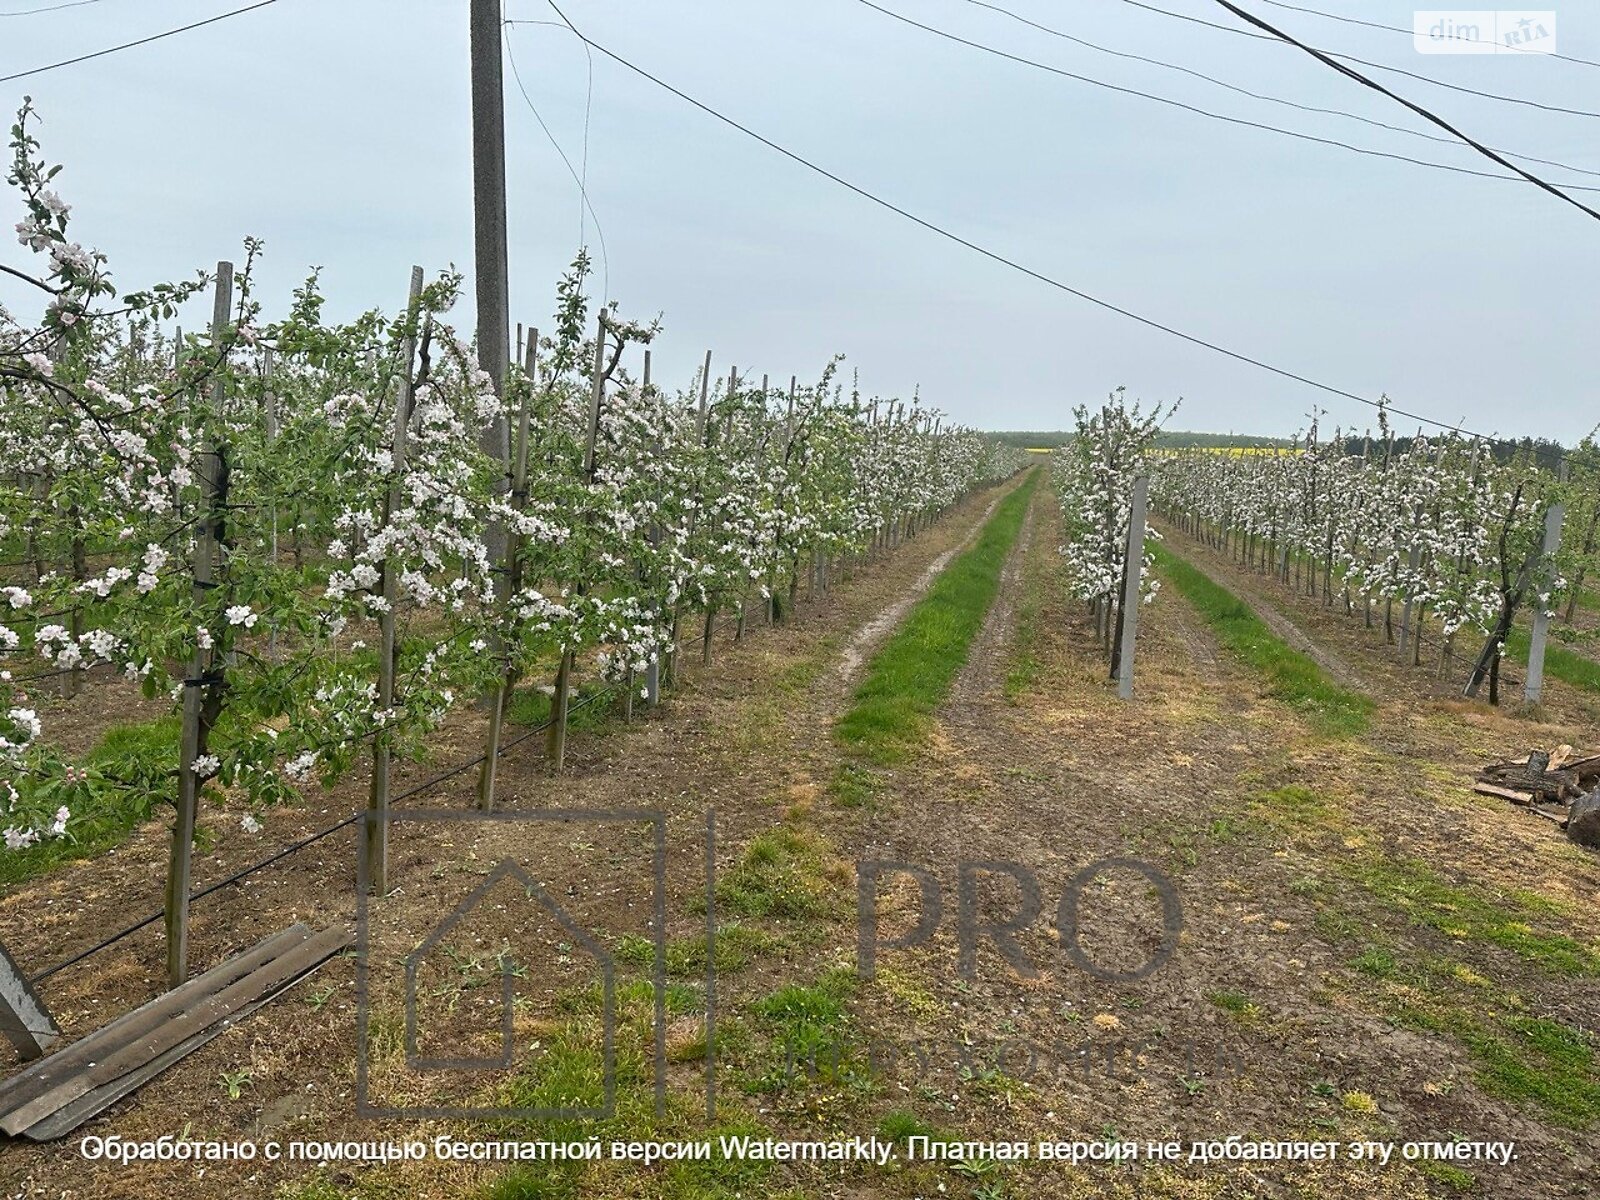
[0,714,180,887]
[708,828,835,921]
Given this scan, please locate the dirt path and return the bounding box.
[836,485,1013,684]
[844,498,1600,1198]
[6,475,1598,1200]
[949,472,1037,702]
[1157,527,1371,697]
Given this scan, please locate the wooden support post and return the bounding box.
[167,262,233,988]
[640,347,659,710]
[667,352,712,689]
[480,328,536,810]
[263,346,279,661]
[1112,475,1150,700]
[768,376,797,624]
[366,267,425,890]
[1524,501,1566,705]
[702,368,736,664]
[643,350,661,708]
[1397,544,1422,657]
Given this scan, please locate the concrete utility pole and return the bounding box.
[1523,502,1566,705]
[1114,474,1150,700]
[470,0,512,554]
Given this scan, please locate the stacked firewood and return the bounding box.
[1475,746,1600,848]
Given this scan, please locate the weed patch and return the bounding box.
[707,827,837,921]
[0,714,179,887]
[614,924,786,977]
[1344,855,1600,977]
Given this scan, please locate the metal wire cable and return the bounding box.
[503,19,612,303]
[0,0,279,84]
[543,0,1579,468]
[956,0,1600,180]
[1252,0,1600,70]
[25,607,745,984]
[1119,0,1600,118]
[859,0,1600,192]
[1211,0,1600,221]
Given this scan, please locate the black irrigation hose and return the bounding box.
[27,810,363,985]
[20,488,984,983]
[1192,525,1539,687]
[25,613,743,985]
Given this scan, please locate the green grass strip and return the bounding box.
[1152,543,1374,738]
[836,472,1037,763]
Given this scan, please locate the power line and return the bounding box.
[579,24,595,260]
[0,0,114,16]
[542,1,1566,459]
[957,0,1600,181]
[858,0,1600,193]
[1254,0,1600,70]
[0,0,277,85]
[503,23,612,302]
[1117,0,1600,119]
[1212,0,1600,223]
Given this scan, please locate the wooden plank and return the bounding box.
[1474,783,1536,804]
[0,924,312,1117]
[3,926,348,1136]
[16,929,349,1142]
[0,941,57,1060]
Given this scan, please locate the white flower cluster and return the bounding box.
[1151,417,1584,646]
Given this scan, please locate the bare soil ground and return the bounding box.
[3,474,1598,1200]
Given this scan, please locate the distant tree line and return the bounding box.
[988,429,1295,451]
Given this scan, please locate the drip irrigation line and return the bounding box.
[24,608,748,985]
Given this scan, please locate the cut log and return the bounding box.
[1474,783,1536,805]
[1568,789,1600,850]
[1477,760,1583,803]
[1561,754,1600,781]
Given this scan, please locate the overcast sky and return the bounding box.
[2,0,1596,442]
